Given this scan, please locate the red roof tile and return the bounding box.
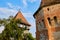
[15,11,31,26]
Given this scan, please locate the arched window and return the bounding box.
[47,17,51,25]
[54,16,57,24]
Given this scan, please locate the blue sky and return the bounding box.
[0,0,41,37]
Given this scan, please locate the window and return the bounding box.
[54,16,58,26]
[47,17,51,25]
[40,20,45,28]
[38,19,45,31]
[54,16,57,24]
[47,8,49,11]
[42,20,45,28]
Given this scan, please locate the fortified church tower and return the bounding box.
[33,0,60,40]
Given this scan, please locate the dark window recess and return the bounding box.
[47,18,51,25]
[47,8,49,11]
[54,16,57,24]
[42,19,45,28]
[42,20,44,22]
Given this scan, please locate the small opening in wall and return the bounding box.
[47,8,49,11]
[39,22,40,23]
[47,17,51,25]
[42,20,44,24]
[42,19,45,28]
[54,16,57,24]
[42,20,44,22]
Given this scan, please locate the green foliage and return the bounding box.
[0,16,35,40]
[23,33,35,40]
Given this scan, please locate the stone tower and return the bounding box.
[33,0,60,40]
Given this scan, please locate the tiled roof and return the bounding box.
[15,11,31,26]
[40,0,60,7]
[33,0,60,18]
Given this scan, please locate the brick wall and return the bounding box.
[35,4,60,40]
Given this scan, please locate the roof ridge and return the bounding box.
[40,0,60,7]
[15,11,31,26]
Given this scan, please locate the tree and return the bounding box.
[23,33,35,40]
[0,16,35,40]
[0,16,24,40]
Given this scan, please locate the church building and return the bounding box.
[15,11,31,33]
[33,0,60,40]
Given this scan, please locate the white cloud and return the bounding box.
[7,2,21,10]
[22,0,27,6]
[22,13,33,18]
[22,0,37,7]
[0,7,36,37]
[29,0,37,3]
[7,2,13,8]
[0,7,18,18]
[22,13,36,37]
[0,7,33,19]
